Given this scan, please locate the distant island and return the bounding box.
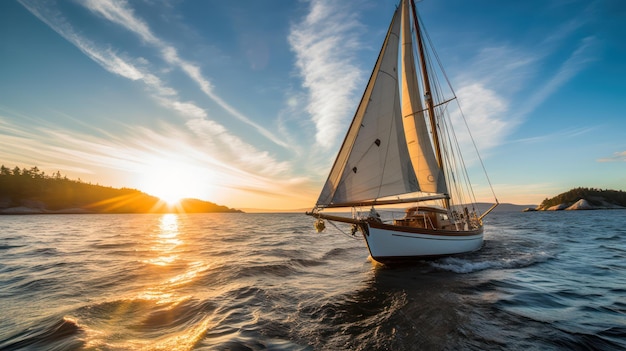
[524,187,626,211]
[0,165,241,214]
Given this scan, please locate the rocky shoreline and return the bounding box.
[523,198,626,212]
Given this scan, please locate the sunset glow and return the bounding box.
[138,159,208,205]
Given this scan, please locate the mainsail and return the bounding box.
[399,0,447,195]
[315,2,446,208]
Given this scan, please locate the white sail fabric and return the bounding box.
[316,8,419,207]
[400,0,447,195]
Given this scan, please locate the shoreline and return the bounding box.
[0,206,241,215]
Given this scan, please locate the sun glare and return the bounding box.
[138,158,207,205]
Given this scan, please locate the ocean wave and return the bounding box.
[430,251,554,273]
[208,337,307,351]
[320,247,359,260]
[288,257,325,268]
[31,247,60,256]
[233,262,301,279]
[0,316,84,351]
[597,326,626,349]
[0,244,25,250]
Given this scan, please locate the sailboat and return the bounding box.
[306,0,498,263]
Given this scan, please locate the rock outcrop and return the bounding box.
[547,203,570,211]
[535,187,626,211]
[538,198,626,211]
[566,199,595,210]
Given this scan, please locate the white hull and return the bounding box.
[361,223,483,262]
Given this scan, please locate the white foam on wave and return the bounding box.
[431,251,554,274]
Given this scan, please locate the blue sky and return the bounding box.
[1,0,624,210]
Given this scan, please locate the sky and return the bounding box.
[1,0,624,210]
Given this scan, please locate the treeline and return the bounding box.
[0,165,241,213]
[539,187,626,209]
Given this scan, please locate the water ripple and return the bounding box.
[1,211,625,350]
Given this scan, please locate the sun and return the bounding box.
[137,158,206,205]
[153,182,189,205]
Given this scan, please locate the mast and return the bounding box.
[408,0,450,208]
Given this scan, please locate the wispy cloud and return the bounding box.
[79,0,289,148]
[0,114,144,174]
[457,45,539,95]
[516,0,600,119]
[597,151,626,163]
[516,35,598,119]
[17,1,143,81]
[288,0,365,148]
[83,0,158,45]
[18,0,292,177]
[509,126,597,145]
[451,29,598,156]
[453,83,511,153]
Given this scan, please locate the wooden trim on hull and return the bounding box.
[306,211,483,237]
[368,221,483,237]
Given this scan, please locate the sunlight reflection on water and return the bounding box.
[80,214,216,350]
[145,214,182,266]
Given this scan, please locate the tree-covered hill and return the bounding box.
[537,187,626,210]
[0,165,241,213]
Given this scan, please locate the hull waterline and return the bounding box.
[361,223,483,263]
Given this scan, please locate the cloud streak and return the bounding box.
[597,151,626,163]
[449,27,598,157]
[288,0,365,148]
[515,36,598,120]
[509,126,597,145]
[80,0,289,148]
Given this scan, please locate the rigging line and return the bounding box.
[419,9,497,203]
[435,85,480,208]
[402,97,456,118]
[440,122,465,207]
[419,9,457,101]
[442,106,477,208]
[431,96,468,209]
[433,88,475,210]
[327,215,361,241]
[461,107,498,201]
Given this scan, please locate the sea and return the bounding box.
[0,210,625,351]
